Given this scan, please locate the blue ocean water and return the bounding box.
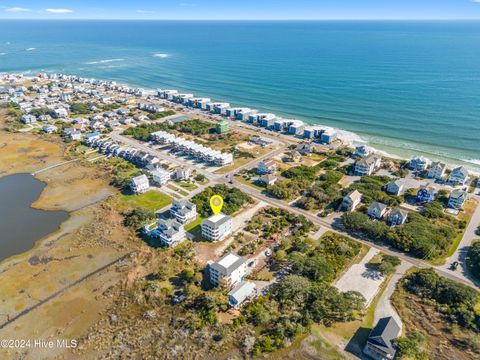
[1,20,480,170]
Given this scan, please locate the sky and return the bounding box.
[1,0,480,20]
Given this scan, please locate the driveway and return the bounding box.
[334,248,384,307]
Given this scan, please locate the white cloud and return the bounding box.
[5,7,31,13]
[136,10,154,14]
[46,9,73,14]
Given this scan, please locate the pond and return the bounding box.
[0,173,68,263]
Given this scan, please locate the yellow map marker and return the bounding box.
[210,195,224,215]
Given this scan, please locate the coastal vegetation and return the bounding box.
[392,269,480,359]
[146,109,175,120]
[267,165,321,200]
[123,119,214,141]
[246,232,365,354]
[191,184,254,217]
[342,175,403,207]
[295,170,344,211]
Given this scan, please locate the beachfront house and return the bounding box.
[131,174,150,194]
[354,145,373,158]
[448,166,469,186]
[228,281,257,309]
[201,213,232,242]
[303,126,324,140]
[250,113,276,127]
[409,156,430,172]
[288,120,305,136]
[416,185,437,203]
[368,202,388,219]
[209,252,247,288]
[387,208,408,226]
[170,199,197,224]
[150,218,186,247]
[427,161,446,180]
[448,189,467,209]
[386,179,405,195]
[151,169,171,186]
[354,154,382,176]
[273,119,289,132]
[341,190,362,212]
[257,159,277,174]
[320,130,337,144]
[363,317,401,360]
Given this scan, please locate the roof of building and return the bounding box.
[450,189,467,199]
[202,213,231,229]
[367,317,401,356]
[228,281,256,304]
[356,154,381,167]
[345,190,362,202]
[211,252,246,275]
[389,208,408,219]
[369,201,388,213]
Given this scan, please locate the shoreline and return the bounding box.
[5,72,480,176]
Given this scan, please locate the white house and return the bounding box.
[368,202,388,219]
[201,213,232,242]
[228,281,257,308]
[151,169,171,186]
[42,125,58,134]
[448,166,469,186]
[409,156,430,172]
[170,199,197,224]
[175,167,192,181]
[150,218,186,247]
[354,145,373,158]
[341,190,362,212]
[354,155,382,176]
[428,162,446,180]
[209,252,247,288]
[131,174,150,194]
[448,189,467,209]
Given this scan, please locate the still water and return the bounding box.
[0,173,68,263]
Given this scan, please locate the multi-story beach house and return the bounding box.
[303,126,324,140]
[386,179,405,195]
[448,166,469,186]
[368,202,388,219]
[257,159,277,174]
[288,120,305,136]
[174,167,192,181]
[151,169,171,185]
[250,113,276,127]
[354,145,373,158]
[416,185,437,203]
[448,189,467,209]
[150,218,186,247]
[209,252,247,288]
[409,156,430,172]
[131,174,150,194]
[354,154,382,176]
[170,199,197,224]
[201,213,232,242]
[427,161,447,180]
[387,208,408,226]
[341,190,362,212]
[320,130,337,144]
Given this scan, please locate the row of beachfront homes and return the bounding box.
[150,130,233,166]
[156,89,339,144]
[353,148,471,186]
[143,199,233,246]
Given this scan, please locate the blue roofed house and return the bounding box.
[416,185,437,203]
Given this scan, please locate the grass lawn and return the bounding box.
[117,190,172,211]
[185,216,204,232]
[185,216,205,241]
[175,181,198,191]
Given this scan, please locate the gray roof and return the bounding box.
[357,154,381,167]
[228,281,256,303]
[368,317,401,356]
[202,214,231,229]
[210,252,246,276]
[389,208,408,220]
[450,189,467,199]
[369,202,387,213]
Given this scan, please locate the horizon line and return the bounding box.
[1,18,480,21]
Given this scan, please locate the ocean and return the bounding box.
[1,20,480,171]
